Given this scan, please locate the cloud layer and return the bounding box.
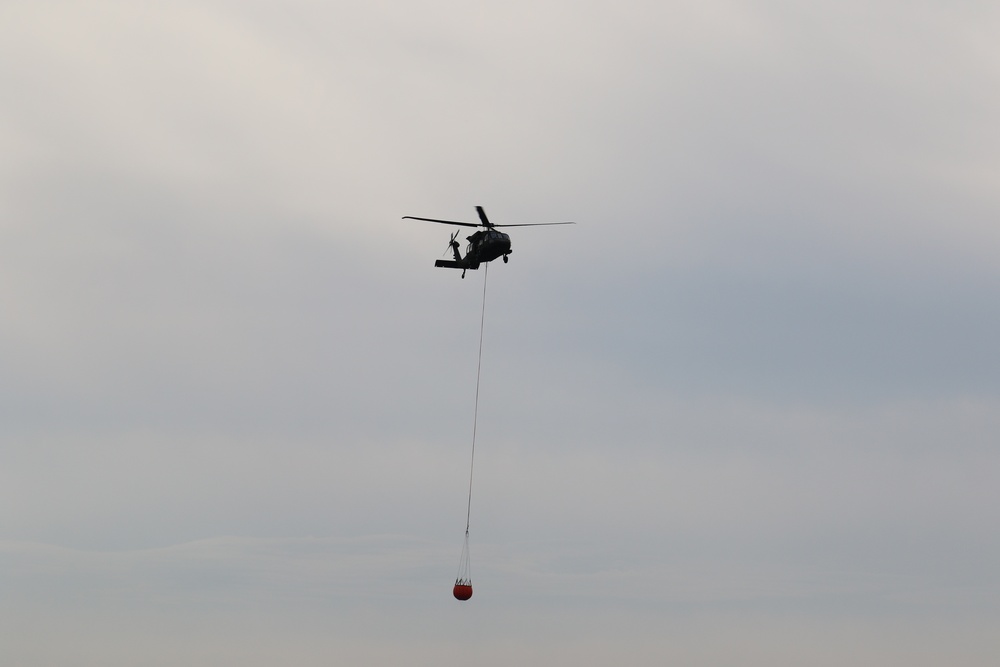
[2,1,998,664]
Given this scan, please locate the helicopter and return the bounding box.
[403,206,575,278]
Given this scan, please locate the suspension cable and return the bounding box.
[465,263,488,534]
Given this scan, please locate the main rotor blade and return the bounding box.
[491,222,577,228]
[403,216,480,228]
[476,206,491,227]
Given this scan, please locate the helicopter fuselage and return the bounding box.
[436,229,511,273]
[466,229,512,265]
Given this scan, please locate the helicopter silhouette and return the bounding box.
[404,206,575,278]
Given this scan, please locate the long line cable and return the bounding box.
[465,262,489,535]
[455,264,488,587]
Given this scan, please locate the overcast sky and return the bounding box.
[2,1,999,665]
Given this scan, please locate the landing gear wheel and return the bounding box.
[503,255,509,263]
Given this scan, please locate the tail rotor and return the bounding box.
[443,230,461,257]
